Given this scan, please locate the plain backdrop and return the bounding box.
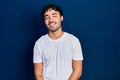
[0,0,120,80]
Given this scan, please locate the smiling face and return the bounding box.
[44,8,63,32]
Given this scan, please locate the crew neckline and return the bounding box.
[47,32,67,42]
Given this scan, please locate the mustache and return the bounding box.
[48,22,56,25]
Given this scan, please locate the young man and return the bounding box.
[33,4,83,80]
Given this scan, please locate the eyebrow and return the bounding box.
[44,12,58,17]
[52,13,58,15]
[44,15,48,18]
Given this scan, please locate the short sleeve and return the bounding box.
[72,36,83,60]
[33,43,43,63]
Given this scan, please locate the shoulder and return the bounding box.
[34,34,48,46]
[65,32,79,41]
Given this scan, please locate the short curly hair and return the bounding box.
[40,4,63,18]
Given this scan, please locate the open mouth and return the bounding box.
[49,22,56,28]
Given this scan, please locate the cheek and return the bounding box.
[55,18,60,23]
[44,20,49,25]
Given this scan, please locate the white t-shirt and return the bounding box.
[33,32,83,80]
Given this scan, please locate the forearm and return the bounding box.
[35,74,44,80]
[34,63,44,80]
[68,70,82,80]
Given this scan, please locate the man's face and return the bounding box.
[44,9,63,32]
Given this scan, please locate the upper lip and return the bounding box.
[48,22,56,25]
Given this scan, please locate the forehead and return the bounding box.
[44,8,60,15]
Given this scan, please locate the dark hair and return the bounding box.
[40,4,63,18]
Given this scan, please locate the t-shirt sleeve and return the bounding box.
[72,36,83,60]
[33,43,43,63]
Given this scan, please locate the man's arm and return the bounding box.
[68,60,82,80]
[34,63,44,80]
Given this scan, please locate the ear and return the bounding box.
[61,16,63,22]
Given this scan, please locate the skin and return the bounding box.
[34,8,82,80]
[44,8,64,39]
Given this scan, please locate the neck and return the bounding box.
[48,28,64,40]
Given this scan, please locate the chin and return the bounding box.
[49,29,57,32]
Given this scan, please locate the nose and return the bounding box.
[49,16,53,22]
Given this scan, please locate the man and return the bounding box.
[33,4,83,80]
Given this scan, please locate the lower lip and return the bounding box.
[49,26,54,29]
[49,24,55,28]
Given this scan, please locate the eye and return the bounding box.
[52,13,58,17]
[53,14,58,17]
[53,15,57,17]
[44,16,49,19]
